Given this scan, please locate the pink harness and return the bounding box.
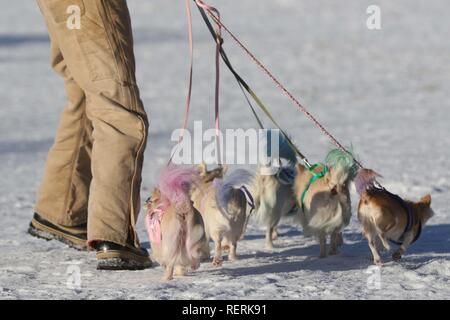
[145,204,164,246]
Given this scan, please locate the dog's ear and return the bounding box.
[152,188,161,200]
[419,194,431,206]
[198,162,207,176]
[148,188,161,206]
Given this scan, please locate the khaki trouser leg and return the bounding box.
[36,0,148,247]
[35,15,92,227]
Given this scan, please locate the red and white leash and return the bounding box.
[193,0,363,169]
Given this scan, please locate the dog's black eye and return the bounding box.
[145,197,153,204]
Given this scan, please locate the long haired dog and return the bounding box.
[252,132,299,249]
[356,169,434,265]
[294,149,357,257]
[192,164,253,266]
[145,166,207,280]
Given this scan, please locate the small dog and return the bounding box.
[252,164,298,249]
[293,149,357,257]
[251,132,299,249]
[191,164,253,266]
[356,168,434,265]
[145,166,207,280]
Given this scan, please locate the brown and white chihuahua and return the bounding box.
[356,168,434,266]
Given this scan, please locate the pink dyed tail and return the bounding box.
[157,165,201,263]
[354,168,382,195]
[158,165,198,208]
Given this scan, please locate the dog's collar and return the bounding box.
[239,185,255,212]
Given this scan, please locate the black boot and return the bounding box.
[28,213,87,250]
[93,241,152,270]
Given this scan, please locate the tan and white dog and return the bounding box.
[293,149,357,258]
[250,131,300,249]
[145,166,207,280]
[251,163,298,249]
[356,169,434,265]
[191,164,253,266]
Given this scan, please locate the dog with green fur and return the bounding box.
[294,149,357,258]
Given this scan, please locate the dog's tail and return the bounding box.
[215,169,254,216]
[263,130,298,165]
[185,209,208,265]
[158,165,199,263]
[354,168,382,195]
[158,165,197,208]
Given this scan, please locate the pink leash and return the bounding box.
[171,0,222,164]
[168,0,195,163]
[179,0,194,146]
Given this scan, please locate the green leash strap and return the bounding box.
[300,163,329,212]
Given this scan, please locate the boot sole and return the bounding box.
[28,219,87,251]
[96,249,152,270]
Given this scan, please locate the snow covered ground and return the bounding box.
[1,0,449,299]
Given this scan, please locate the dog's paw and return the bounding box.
[212,257,223,267]
[162,274,174,281]
[392,251,402,261]
[228,254,238,262]
[328,249,339,256]
[174,266,187,276]
[374,258,384,266]
[191,262,200,271]
[271,230,278,240]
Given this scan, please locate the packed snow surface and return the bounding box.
[0,0,449,299]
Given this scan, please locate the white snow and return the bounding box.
[0,0,449,299]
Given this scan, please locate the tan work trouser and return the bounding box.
[35,0,148,247]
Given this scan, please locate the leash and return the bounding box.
[239,185,256,238]
[170,0,223,165]
[300,163,329,212]
[193,0,222,164]
[168,0,196,164]
[195,2,311,169]
[194,0,362,170]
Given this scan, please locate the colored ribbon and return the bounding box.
[300,163,329,212]
[145,204,164,246]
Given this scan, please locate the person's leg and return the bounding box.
[34,3,92,229]
[36,0,148,251]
